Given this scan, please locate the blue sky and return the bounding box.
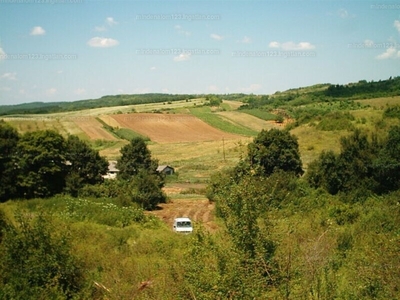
[0,0,399,105]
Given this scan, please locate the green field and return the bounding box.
[240,108,278,121]
[189,106,258,136]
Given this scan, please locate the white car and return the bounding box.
[173,217,193,234]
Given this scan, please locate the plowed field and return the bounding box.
[72,117,117,140]
[110,113,241,143]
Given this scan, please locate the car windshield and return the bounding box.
[177,221,191,227]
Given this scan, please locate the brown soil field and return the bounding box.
[110,113,241,143]
[72,117,117,141]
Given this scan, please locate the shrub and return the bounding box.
[383,105,400,119]
[247,129,303,177]
[316,111,355,131]
[0,212,86,299]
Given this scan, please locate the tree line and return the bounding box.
[0,120,166,209]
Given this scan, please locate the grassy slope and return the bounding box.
[355,95,400,108]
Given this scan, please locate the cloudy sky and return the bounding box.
[0,0,399,105]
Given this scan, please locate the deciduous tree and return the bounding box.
[247,129,303,177]
[116,137,158,180]
[65,135,108,196]
[16,130,67,198]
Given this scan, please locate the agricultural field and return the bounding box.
[189,106,258,136]
[72,116,117,141]
[217,110,281,132]
[149,138,249,182]
[109,113,242,143]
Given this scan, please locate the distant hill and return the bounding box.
[1,77,399,116]
[0,94,197,116]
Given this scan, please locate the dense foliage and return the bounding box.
[325,77,400,98]
[201,123,400,298]
[0,121,19,201]
[116,137,167,209]
[65,135,109,196]
[0,123,108,201]
[116,137,158,180]
[307,126,400,196]
[16,130,68,198]
[247,129,303,176]
[0,213,85,299]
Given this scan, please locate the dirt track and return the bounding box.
[110,113,240,143]
[148,185,218,232]
[149,198,217,232]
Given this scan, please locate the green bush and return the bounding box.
[0,213,86,299]
[316,111,355,131]
[383,105,400,119]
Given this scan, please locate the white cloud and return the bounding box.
[241,84,261,93]
[238,36,252,44]
[87,37,119,48]
[394,20,400,33]
[376,47,400,60]
[106,17,118,26]
[74,88,86,95]
[46,88,57,96]
[283,42,315,50]
[162,88,170,93]
[30,26,46,36]
[173,52,191,62]
[150,66,156,71]
[269,41,315,51]
[0,87,11,92]
[269,41,280,48]
[210,33,223,41]
[57,70,63,74]
[0,72,17,80]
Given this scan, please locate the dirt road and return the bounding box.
[148,185,218,232]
